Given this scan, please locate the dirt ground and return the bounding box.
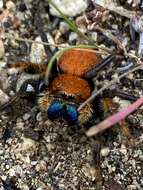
[0,0,143,190]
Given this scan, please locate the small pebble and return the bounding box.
[5,164,10,170]
[36,188,42,190]
[31,161,37,166]
[6,0,16,11]
[100,147,110,157]
[49,0,88,17]
[30,36,46,64]
[16,122,24,129]
[0,40,5,59]
[139,154,143,160]
[36,112,42,122]
[23,113,31,121]
[19,184,29,190]
[120,144,127,155]
[1,175,7,181]
[46,33,56,51]
[69,32,78,42]
[90,31,98,42]
[127,0,133,4]
[59,21,69,33]
[46,143,55,151]
[127,184,137,190]
[0,0,3,9]
[35,160,47,172]
[8,168,16,176]
[0,61,6,69]
[0,89,10,104]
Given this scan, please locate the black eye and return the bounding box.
[48,100,64,120]
[63,105,78,125]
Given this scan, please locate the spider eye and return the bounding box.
[64,105,78,125]
[48,100,63,120]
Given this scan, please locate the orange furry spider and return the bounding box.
[4,48,114,125]
[2,47,137,138]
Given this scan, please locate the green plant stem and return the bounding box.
[47,0,95,45]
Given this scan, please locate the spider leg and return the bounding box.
[84,54,115,79]
[90,139,103,187]
[0,79,39,111]
[0,95,20,111]
[100,97,134,145]
[119,120,134,145]
[103,89,139,101]
[7,61,46,74]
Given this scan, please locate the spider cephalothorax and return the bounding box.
[38,74,93,125]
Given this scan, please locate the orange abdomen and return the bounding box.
[58,49,100,77]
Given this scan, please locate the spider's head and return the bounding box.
[38,94,78,125]
[48,100,78,125]
[38,93,92,126]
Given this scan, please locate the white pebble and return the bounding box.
[31,161,37,166]
[0,89,9,104]
[6,0,16,11]
[0,40,5,59]
[59,22,69,33]
[139,154,143,160]
[127,0,133,4]
[19,184,29,190]
[30,36,46,64]
[90,32,98,42]
[127,184,137,190]
[69,32,78,42]
[0,149,4,155]
[16,122,24,129]
[49,0,88,17]
[0,61,6,69]
[1,175,7,181]
[0,0,3,9]
[120,144,127,155]
[36,112,42,122]
[23,113,31,121]
[35,160,47,172]
[46,33,56,52]
[36,188,43,190]
[8,168,16,176]
[5,164,10,169]
[100,147,110,157]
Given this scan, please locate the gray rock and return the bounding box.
[49,0,88,17]
[0,40,5,59]
[100,147,110,157]
[0,89,10,104]
[30,36,46,64]
[23,113,31,121]
[0,0,3,9]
